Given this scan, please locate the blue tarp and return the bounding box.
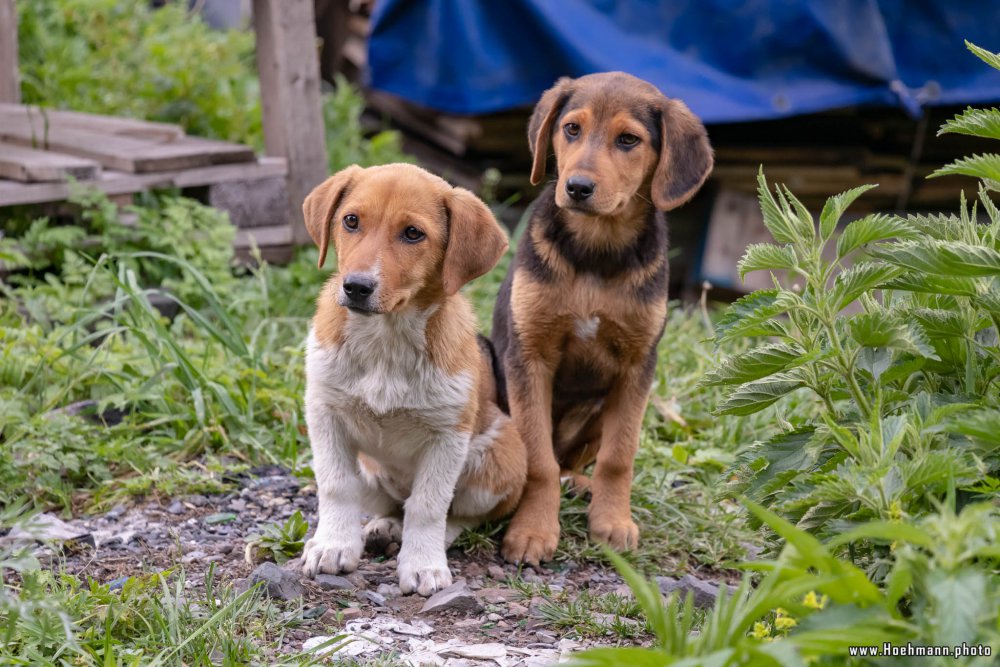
[367,1,1000,123]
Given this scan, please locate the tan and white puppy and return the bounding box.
[300,163,527,596]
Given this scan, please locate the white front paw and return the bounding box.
[301,535,363,577]
[397,547,452,596]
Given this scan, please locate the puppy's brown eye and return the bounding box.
[617,133,640,147]
[402,226,425,243]
[564,123,581,138]
[343,214,359,231]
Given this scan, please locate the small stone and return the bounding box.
[246,562,304,600]
[185,494,208,507]
[464,562,484,578]
[528,596,545,617]
[346,572,367,588]
[315,574,355,591]
[167,501,185,515]
[340,606,364,621]
[420,581,484,614]
[486,613,502,622]
[376,583,401,599]
[507,602,529,617]
[358,590,386,606]
[478,587,515,605]
[487,564,506,580]
[656,573,726,608]
[181,550,207,564]
[229,499,247,512]
[441,643,507,660]
[106,504,127,520]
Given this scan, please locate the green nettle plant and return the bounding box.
[711,43,1000,543]
[573,42,1000,666]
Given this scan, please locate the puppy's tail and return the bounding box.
[477,333,509,414]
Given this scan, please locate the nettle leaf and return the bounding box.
[967,40,1000,73]
[971,287,1000,316]
[757,169,800,244]
[702,342,804,386]
[848,313,937,358]
[944,409,1000,448]
[911,308,968,338]
[904,212,963,241]
[927,567,986,647]
[820,184,878,240]
[871,240,1000,276]
[836,214,915,258]
[882,272,978,296]
[938,106,1000,141]
[856,347,892,381]
[737,243,798,280]
[743,428,819,499]
[715,289,798,343]
[715,372,804,416]
[931,153,1000,182]
[830,263,903,310]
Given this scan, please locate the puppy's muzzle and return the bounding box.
[565,175,596,202]
[341,273,378,314]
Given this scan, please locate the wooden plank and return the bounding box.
[0,0,18,103]
[0,157,287,207]
[0,116,254,172]
[253,0,329,245]
[0,142,101,182]
[0,104,185,141]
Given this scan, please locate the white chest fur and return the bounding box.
[305,310,473,466]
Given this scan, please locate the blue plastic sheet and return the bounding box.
[367,0,1000,123]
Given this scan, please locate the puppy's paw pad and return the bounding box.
[501,527,558,567]
[364,516,403,555]
[589,517,640,552]
[301,537,363,578]
[398,562,452,597]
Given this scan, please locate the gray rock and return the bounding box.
[315,574,355,591]
[487,564,506,580]
[4,513,92,546]
[346,571,367,588]
[106,504,127,520]
[420,581,484,614]
[166,501,185,515]
[656,573,728,608]
[376,582,401,599]
[247,562,304,600]
[358,590,387,606]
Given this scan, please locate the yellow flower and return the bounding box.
[802,591,828,610]
[751,621,772,640]
[774,608,797,631]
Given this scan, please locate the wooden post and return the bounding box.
[253,0,329,245]
[0,0,19,103]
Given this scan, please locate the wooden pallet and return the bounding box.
[0,104,294,262]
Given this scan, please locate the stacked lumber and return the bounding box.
[0,104,292,263]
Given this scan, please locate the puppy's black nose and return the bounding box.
[342,274,376,303]
[566,176,595,201]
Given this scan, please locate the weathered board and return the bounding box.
[0,157,286,207]
[0,116,254,173]
[0,142,101,182]
[0,104,185,142]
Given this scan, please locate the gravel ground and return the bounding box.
[8,465,736,665]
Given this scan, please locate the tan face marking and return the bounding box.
[552,108,658,216]
[331,167,448,314]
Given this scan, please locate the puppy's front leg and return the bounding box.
[302,405,365,577]
[398,433,467,596]
[589,364,653,552]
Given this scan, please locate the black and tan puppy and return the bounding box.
[491,72,713,565]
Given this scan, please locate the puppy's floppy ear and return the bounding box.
[442,188,509,296]
[528,77,574,186]
[302,165,362,268]
[652,99,713,211]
